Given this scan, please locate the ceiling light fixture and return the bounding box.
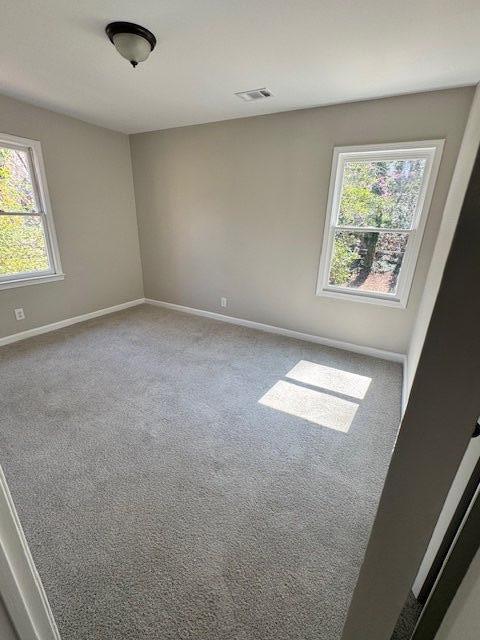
[106,21,156,68]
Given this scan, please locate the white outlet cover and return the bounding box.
[14,308,25,320]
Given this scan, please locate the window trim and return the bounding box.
[316,140,445,308]
[0,132,64,290]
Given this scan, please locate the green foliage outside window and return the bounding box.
[330,234,359,285]
[0,147,49,276]
[329,158,424,288]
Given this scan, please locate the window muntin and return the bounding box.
[0,134,62,287]
[317,141,444,307]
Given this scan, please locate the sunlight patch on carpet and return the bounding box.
[258,380,359,431]
[285,360,371,399]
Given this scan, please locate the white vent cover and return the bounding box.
[235,88,273,102]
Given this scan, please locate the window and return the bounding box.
[316,140,444,307]
[0,133,63,290]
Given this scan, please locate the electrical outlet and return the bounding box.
[14,308,25,321]
[221,297,227,308]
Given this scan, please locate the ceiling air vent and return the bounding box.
[235,88,273,102]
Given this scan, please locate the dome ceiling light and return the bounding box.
[106,21,157,68]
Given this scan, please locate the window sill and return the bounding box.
[0,273,65,291]
[317,287,407,309]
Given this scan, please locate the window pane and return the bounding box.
[0,215,50,277]
[0,146,38,213]
[328,230,408,295]
[337,158,426,229]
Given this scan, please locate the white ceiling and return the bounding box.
[1,1,480,134]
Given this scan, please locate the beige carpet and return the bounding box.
[0,305,402,639]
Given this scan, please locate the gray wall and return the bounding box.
[0,94,144,339]
[130,87,473,354]
[0,598,17,640]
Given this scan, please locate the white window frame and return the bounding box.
[316,140,444,308]
[0,132,63,291]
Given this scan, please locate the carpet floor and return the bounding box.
[0,305,402,640]
[391,591,423,639]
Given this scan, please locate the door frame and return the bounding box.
[411,484,480,638]
[341,84,480,640]
[0,465,60,640]
[417,444,480,604]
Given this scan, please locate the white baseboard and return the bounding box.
[0,299,145,347]
[145,298,405,363]
[147,297,409,423]
[0,293,408,403]
[0,294,407,640]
